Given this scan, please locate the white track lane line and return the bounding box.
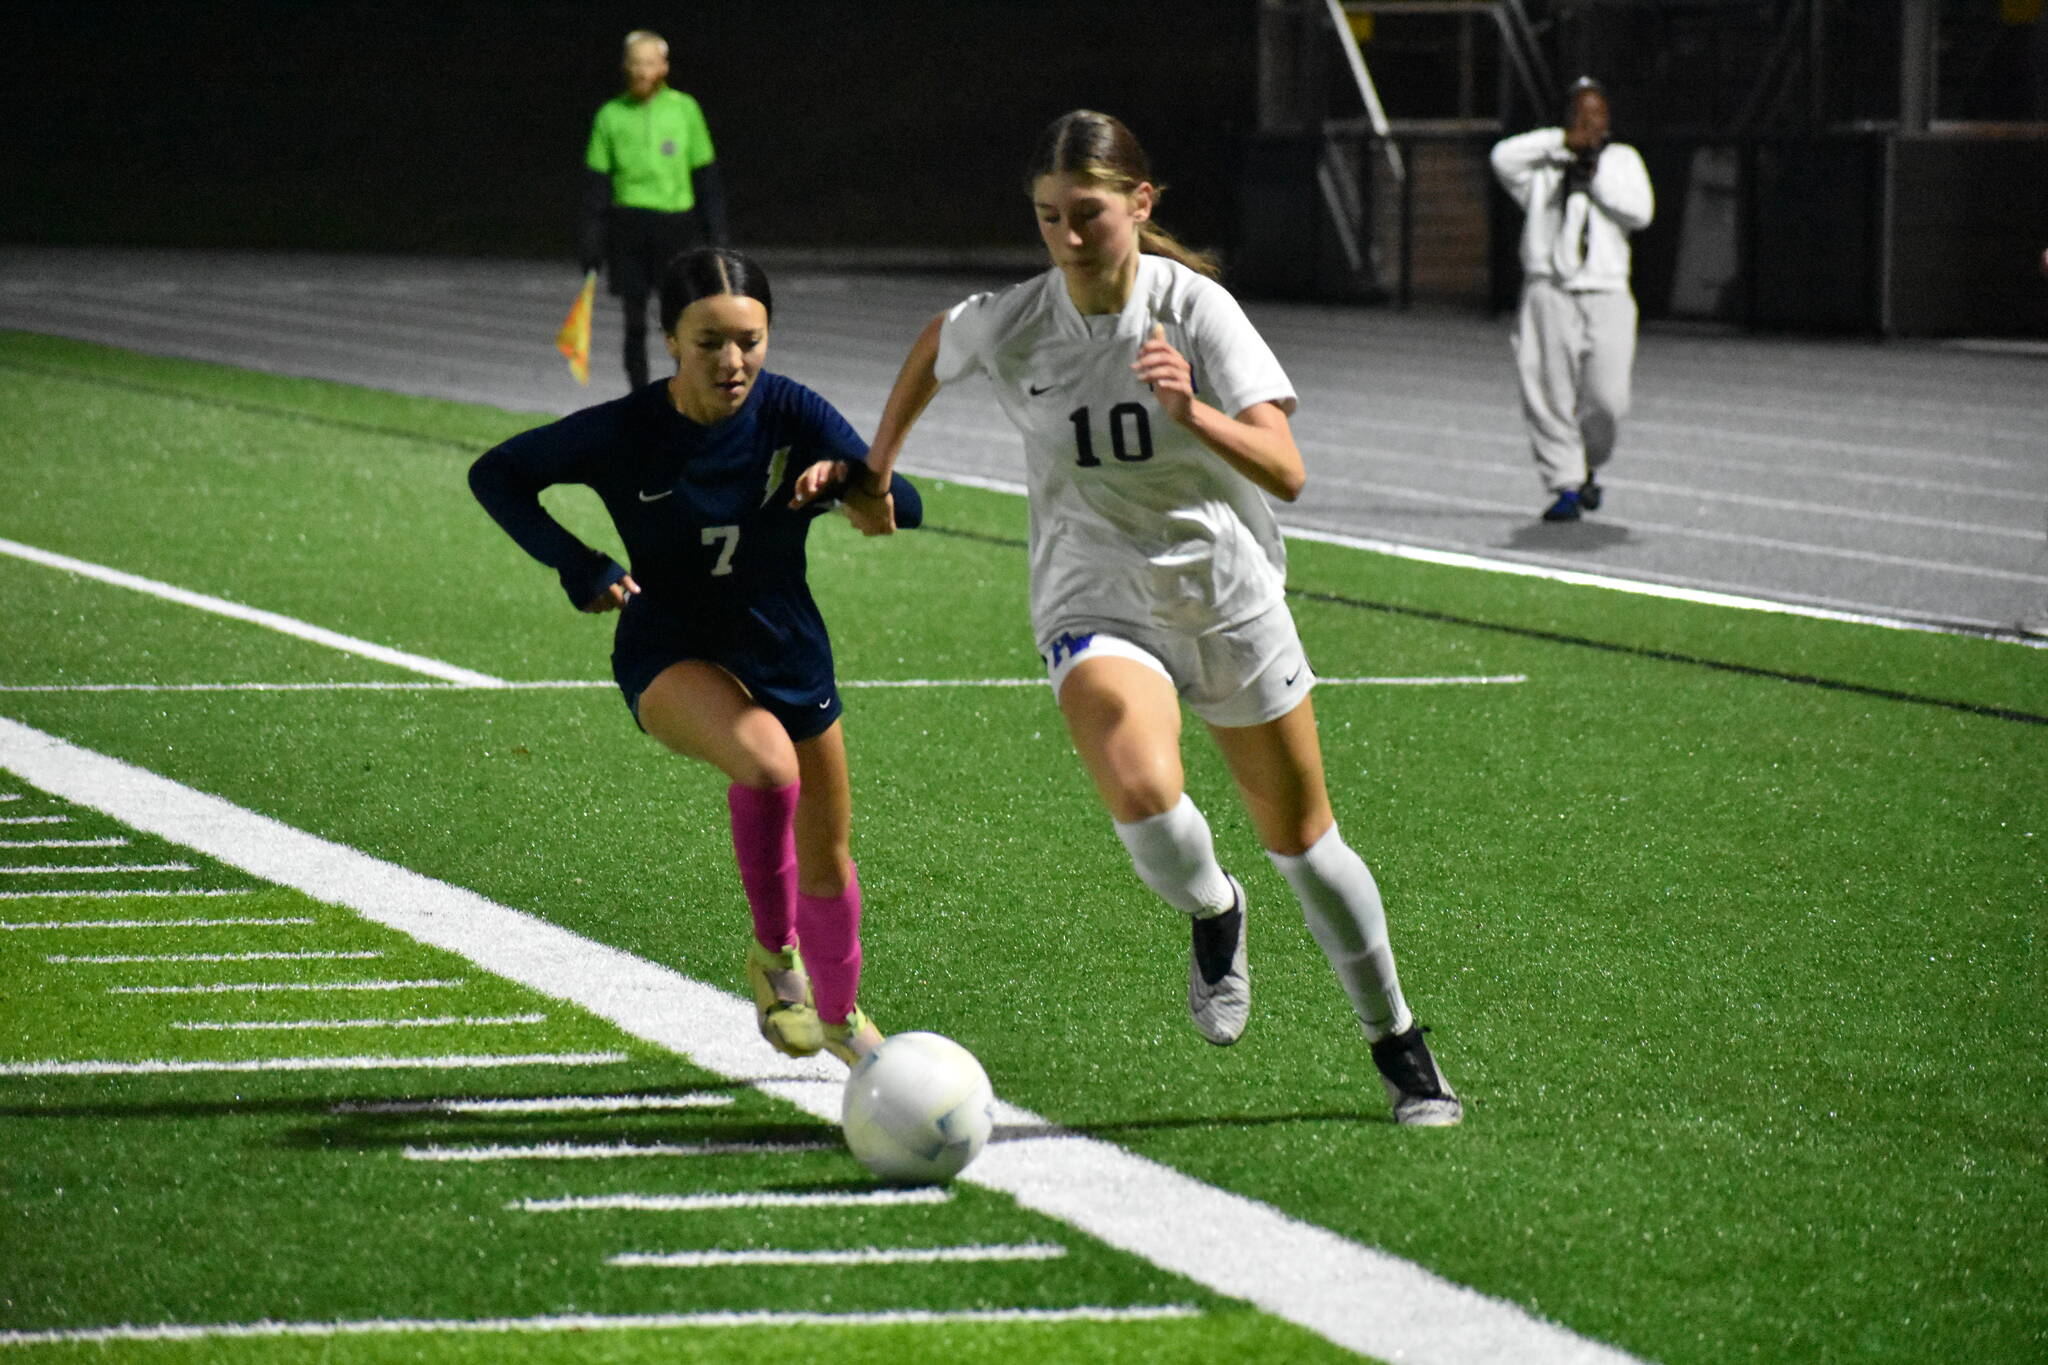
[608,1244,1066,1269]
[0,715,1646,1365]
[0,535,505,687]
[0,1304,1200,1347]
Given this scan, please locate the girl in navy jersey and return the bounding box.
[470,247,920,1066]
[859,111,1460,1125]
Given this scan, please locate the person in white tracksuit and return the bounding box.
[1491,78,1655,522]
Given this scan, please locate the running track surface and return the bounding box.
[3,245,2043,635]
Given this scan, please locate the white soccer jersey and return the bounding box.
[936,255,1298,649]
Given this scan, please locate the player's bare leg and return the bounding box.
[1060,657,1248,1044]
[1210,696,1461,1125]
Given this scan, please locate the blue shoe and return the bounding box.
[1579,475,1603,512]
[1541,489,1582,521]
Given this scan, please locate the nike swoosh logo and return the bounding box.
[817,699,832,708]
[1284,667,1303,686]
[637,488,674,502]
[1028,383,1054,396]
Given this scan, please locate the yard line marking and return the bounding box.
[0,861,192,874]
[0,715,1647,1365]
[0,1052,629,1078]
[0,534,506,687]
[608,1243,1066,1269]
[51,950,380,964]
[0,1304,1202,1346]
[0,836,122,848]
[0,889,255,902]
[179,1013,547,1032]
[0,815,69,823]
[342,1092,730,1115]
[0,793,18,801]
[108,977,464,995]
[0,913,292,930]
[512,1188,950,1213]
[404,1140,835,1162]
[0,674,1527,693]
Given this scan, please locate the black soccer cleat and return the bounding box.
[1187,875,1250,1046]
[1370,1024,1463,1127]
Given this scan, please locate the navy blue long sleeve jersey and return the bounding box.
[469,373,923,737]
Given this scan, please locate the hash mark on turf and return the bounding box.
[608,1243,1067,1268]
[511,1188,950,1213]
[343,1092,732,1115]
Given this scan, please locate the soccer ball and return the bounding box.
[840,1031,995,1184]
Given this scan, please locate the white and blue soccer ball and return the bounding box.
[840,1031,995,1184]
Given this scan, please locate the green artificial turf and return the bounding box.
[0,331,2042,1364]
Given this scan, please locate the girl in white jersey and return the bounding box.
[861,110,1460,1126]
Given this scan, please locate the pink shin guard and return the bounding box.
[796,868,863,1025]
[726,782,799,952]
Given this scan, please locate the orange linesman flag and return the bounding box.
[556,271,596,385]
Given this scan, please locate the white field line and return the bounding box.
[1,913,302,929]
[0,862,192,874]
[404,1140,836,1162]
[0,535,506,687]
[0,793,18,801]
[178,1014,547,1033]
[0,889,255,902]
[0,815,69,823]
[0,837,125,848]
[0,675,1525,693]
[50,950,379,964]
[512,1188,950,1213]
[0,1304,1201,1347]
[608,1243,1067,1269]
[0,1052,629,1078]
[107,978,464,995]
[0,716,1647,1365]
[341,1093,731,1115]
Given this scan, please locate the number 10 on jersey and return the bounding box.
[1069,403,1154,467]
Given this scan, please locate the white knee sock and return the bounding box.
[1113,795,1236,918]
[1269,824,1414,1041]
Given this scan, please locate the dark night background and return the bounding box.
[2,2,1262,260]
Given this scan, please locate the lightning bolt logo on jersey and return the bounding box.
[936,255,1300,647]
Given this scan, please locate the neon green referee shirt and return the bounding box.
[584,87,717,213]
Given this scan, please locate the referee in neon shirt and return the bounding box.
[577,30,728,389]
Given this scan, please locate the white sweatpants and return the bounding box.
[1512,279,1638,492]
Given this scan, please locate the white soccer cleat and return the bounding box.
[1187,874,1250,1046]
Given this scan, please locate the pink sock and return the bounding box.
[726,782,799,952]
[796,865,863,1025]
